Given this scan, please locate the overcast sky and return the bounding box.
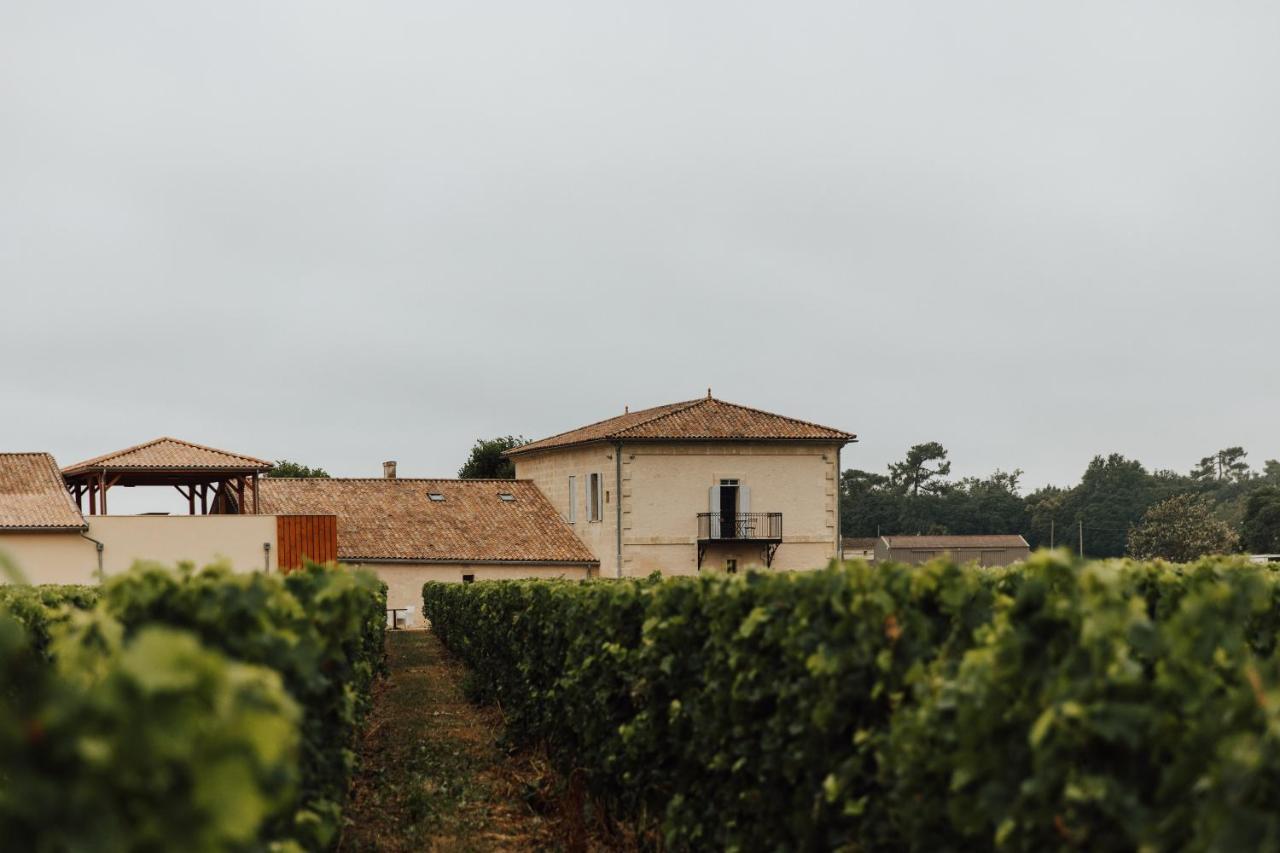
[3,2,1279,513]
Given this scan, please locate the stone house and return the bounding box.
[506,393,855,577]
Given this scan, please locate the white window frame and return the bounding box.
[567,476,577,524]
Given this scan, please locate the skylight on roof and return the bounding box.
[428,493,445,502]
[498,492,516,502]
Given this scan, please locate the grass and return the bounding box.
[339,630,556,852]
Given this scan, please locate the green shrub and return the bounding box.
[425,553,1280,851]
[0,584,98,657]
[0,606,301,851]
[98,561,387,849]
[892,555,1280,851]
[425,561,995,849]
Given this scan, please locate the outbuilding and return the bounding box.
[874,534,1030,567]
[250,475,599,624]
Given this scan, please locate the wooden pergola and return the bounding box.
[61,437,272,516]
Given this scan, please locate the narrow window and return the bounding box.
[588,473,603,522]
[567,476,576,523]
[462,574,475,584]
[726,559,737,575]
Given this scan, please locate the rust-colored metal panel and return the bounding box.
[276,514,339,572]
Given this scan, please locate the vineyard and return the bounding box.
[0,561,386,850]
[8,553,1280,850]
[424,553,1280,851]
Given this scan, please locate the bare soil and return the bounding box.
[339,630,637,852]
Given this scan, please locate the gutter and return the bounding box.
[615,441,624,579]
[836,445,842,562]
[78,532,106,581]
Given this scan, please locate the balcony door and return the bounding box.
[709,479,751,539]
[719,479,738,538]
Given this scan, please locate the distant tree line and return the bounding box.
[842,443,1280,559]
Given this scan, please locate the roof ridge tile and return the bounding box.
[509,395,852,455]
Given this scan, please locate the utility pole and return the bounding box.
[1050,519,1055,549]
[1078,520,1084,557]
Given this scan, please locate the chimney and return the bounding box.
[383,460,397,479]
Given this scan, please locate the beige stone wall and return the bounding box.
[516,440,842,578]
[512,444,621,576]
[631,541,837,576]
[621,441,841,576]
[91,515,278,574]
[349,561,594,627]
[0,532,98,584]
[0,515,280,585]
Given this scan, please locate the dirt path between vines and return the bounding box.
[339,630,560,852]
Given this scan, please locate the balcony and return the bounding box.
[697,512,782,541]
[696,512,782,569]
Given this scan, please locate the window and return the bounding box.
[428,493,445,502]
[462,574,475,584]
[726,559,737,575]
[567,476,576,523]
[588,473,603,522]
[498,492,515,502]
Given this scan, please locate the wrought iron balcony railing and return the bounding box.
[697,512,782,541]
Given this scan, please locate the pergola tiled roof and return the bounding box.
[0,453,87,530]
[62,438,271,516]
[253,478,597,564]
[61,437,271,475]
[507,395,855,456]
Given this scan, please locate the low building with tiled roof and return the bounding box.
[509,393,856,577]
[252,475,598,620]
[0,448,285,585]
[842,537,879,561]
[0,453,87,531]
[874,534,1030,567]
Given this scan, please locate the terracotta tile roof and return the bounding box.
[62,438,271,475]
[253,478,597,564]
[0,453,86,530]
[509,395,854,455]
[880,535,1029,550]
[842,537,879,551]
